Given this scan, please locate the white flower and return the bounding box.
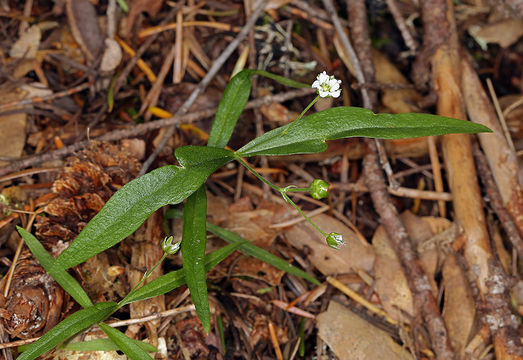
[162,235,181,255]
[311,71,342,98]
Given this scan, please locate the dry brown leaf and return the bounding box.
[317,301,414,360]
[373,212,452,321]
[231,257,285,285]
[442,253,476,357]
[126,0,163,36]
[473,19,523,48]
[224,200,291,248]
[284,213,375,275]
[9,25,41,59]
[260,102,294,125]
[0,88,27,167]
[372,224,414,319]
[373,50,422,113]
[66,0,104,62]
[100,38,122,72]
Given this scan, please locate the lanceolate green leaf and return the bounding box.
[236,107,492,157]
[16,226,93,308]
[119,241,246,306]
[208,70,253,148]
[99,323,153,360]
[17,302,118,360]
[53,146,234,270]
[59,338,157,352]
[181,185,210,334]
[208,69,309,149]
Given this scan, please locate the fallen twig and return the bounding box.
[472,143,523,261]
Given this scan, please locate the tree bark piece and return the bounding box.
[461,55,523,237]
[472,143,523,260]
[126,211,166,345]
[421,0,523,357]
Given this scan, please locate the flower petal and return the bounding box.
[318,72,329,83]
[331,90,341,98]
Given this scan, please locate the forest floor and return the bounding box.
[0,0,523,359]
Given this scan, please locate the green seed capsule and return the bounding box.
[326,232,344,249]
[310,179,330,199]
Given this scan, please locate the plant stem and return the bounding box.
[234,155,282,192]
[284,187,310,192]
[281,95,320,135]
[281,192,327,237]
[235,155,328,238]
[120,253,167,306]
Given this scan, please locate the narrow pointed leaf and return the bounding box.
[236,107,492,157]
[54,146,233,270]
[99,323,154,360]
[208,70,253,148]
[119,241,246,306]
[16,226,93,308]
[17,302,118,360]
[181,186,210,333]
[59,338,157,352]
[208,69,309,149]
[251,69,310,89]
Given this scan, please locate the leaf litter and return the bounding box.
[0,0,522,359]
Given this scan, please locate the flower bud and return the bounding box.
[326,232,344,249]
[162,235,181,255]
[310,179,330,199]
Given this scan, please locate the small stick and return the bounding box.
[384,0,419,52]
[0,305,196,350]
[172,10,184,84]
[330,182,453,201]
[2,211,37,297]
[427,136,446,217]
[472,143,523,259]
[106,304,195,328]
[321,0,371,109]
[0,82,92,112]
[327,276,398,325]
[138,37,177,119]
[486,78,516,152]
[268,321,284,360]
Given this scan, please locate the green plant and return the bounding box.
[16,69,491,359]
